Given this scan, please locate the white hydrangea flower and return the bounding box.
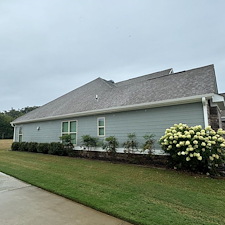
[193,140,198,145]
[185,141,190,145]
[205,126,212,131]
[179,141,185,146]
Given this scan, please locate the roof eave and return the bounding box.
[12,93,215,125]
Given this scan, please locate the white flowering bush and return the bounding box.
[159,123,225,174]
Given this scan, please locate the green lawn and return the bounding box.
[0,147,225,225]
[0,139,13,150]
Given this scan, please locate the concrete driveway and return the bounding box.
[0,172,132,225]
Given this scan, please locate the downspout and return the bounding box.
[10,122,16,142]
[202,97,209,128]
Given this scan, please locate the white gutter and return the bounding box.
[10,122,16,142]
[12,93,216,125]
[202,97,209,128]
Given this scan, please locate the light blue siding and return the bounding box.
[14,102,204,150]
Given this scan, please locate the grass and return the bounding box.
[0,140,225,225]
[0,139,13,150]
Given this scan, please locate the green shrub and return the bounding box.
[48,142,65,155]
[159,123,225,175]
[27,142,38,152]
[103,136,119,154]
[19,142,29,151]
[37,143,50,154]
[142,134,155,154]
[81,135,99,150]
[123,133,138,153]
[11,142,20,151]
[59,134,74,151]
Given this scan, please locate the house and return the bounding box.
[11,64,225,154]
[220,93,225,130]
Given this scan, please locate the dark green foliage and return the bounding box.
[37,143,49,154]
[27,142,38,152]
[11,142,66,156]
[123,133,138,153]
[81,135,99,150]
[48,142,65,155]
[19,142,29,151]
[59,134,74,151]
[11,142,20,151]
[0,114,13,139]
[103,136,119,154]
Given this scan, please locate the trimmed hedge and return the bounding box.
[11,142,69,156]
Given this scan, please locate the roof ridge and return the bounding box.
[116,68,173,87]
[172,64,214,75]
[145,64,215,81]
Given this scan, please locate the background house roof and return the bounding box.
[13,64,218,124]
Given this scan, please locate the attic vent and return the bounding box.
[95,95,98,101]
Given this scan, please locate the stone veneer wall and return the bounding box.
[208,106,222,130]
[222,120,225,130]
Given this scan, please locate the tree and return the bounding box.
[0,113,13,139]
[0,106,39,139]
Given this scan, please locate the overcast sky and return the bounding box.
[1,0,225,112]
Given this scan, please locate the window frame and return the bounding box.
[97,117,105,137]
[61,120,77,145]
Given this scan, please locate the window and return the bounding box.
[97,117,105,136]
[61,121,77,145]
[19,127,23,142]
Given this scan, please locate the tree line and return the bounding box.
[0,106,39,139]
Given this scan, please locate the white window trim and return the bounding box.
[97,117,105,137]
[61,120,78,145]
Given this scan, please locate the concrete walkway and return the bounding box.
[0,172,132,225]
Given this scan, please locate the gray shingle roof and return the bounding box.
[13,65,218,124]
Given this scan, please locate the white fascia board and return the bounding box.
[12,93,215,125]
